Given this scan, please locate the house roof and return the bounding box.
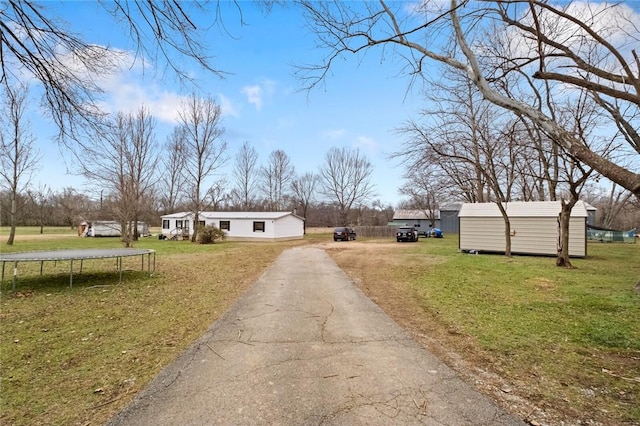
[161,211,304,221]
[458,201,588,218]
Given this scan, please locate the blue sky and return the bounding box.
[28,2,425,207]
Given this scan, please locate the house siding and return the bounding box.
[160,212,304,241]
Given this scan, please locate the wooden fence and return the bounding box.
[353,226,398,239]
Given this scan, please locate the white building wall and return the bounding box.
[460,216,586,257]
[273,215,305,239]
[459,218,505,252]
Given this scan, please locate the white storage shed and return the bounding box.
[160,211,304,241]
[458,201,588,257]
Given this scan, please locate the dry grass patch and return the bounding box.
[1,240,305,425]
[326,238,640,426]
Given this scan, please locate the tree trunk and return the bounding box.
[556,200,575,268]
[7,194,16,245]
[191,211,199,243]
[121,220,132,248]
[496,203,512,257]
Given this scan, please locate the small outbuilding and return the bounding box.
[78,220,150,237]
[458,201,588,257]
[160,211,305,241]
[391,209,439,236]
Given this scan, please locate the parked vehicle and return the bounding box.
[396,226,418,242]
[333,227,356,241]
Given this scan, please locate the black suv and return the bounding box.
[333,227,356,241]
[396,226,418,242]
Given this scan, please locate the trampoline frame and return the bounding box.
[0,248,156,290]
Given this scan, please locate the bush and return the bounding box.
[196,225,225,244]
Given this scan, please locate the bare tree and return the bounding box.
[26,184,54,234]
[80,107,158,246]
[398,169,443,228]
[0,1,236,144]
[53,187,93,228]
[178,94,227,242]
[259,150,295,211]
[206,178,229,211]
[396,77,521,255]
[291,172,319,231]
[319,146,376,225]
[0,82,40,245]
[299,1,640,197]
[159,127,187,214]
[232,141,259,210]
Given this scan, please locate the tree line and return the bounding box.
[0,90,389,242]
[1,1,638,264]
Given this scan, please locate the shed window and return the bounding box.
[162,220,169,229]
[176,220,184,229]
[253,221,265,232]
[220,220,230,231]
[198,220,205,227]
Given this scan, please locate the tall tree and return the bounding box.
[291,172,319,231]
[178,94,227,242]
[26,184,53,234]
[299,1,640,197]
[232,141,259,210]
[0,82,40,245]
[158,127,187,214]
[260,150,295,211]
[80,107,158,246]
[319,146,375,225]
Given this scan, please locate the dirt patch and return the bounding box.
[323,241,558,425]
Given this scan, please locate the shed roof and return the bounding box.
[393,209,438,220]
[458,201,588,218]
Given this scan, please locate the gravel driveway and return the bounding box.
[107,246,525,425]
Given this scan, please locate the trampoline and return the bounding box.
[0,248,156,290]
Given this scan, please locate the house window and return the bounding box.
[176,220,184,229]
[220,220,230,231]
[253,221,265,232]
[162,220,169,229]
[198,220,205,227]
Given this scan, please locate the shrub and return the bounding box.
[196,225,225,244]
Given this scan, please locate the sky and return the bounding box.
[25,2,427,207]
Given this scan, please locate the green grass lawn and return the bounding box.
[0,226,78,236]
[408,237,640,423]
[1,227,638,424]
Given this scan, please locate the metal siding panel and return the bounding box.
[568,219,586,257]
[510,218,557,255]
[460,218,507,252]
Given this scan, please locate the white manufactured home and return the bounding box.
[160,211,305,241]
[458,201,588,257]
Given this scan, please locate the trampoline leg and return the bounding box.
[70,260,74,288]
[12,261,17,292]
[80,259,83,273]
[40,261,44,276]
[119,257,123,283]
[2,261,5,282]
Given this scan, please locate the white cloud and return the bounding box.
[325,129,346,140]
[218,94,240,118]
[242,85,264,110]
[354,135,378,155]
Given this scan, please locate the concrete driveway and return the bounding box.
[107,246,525,425]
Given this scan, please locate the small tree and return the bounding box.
[196,224,225,244]
[0,82,40,245]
